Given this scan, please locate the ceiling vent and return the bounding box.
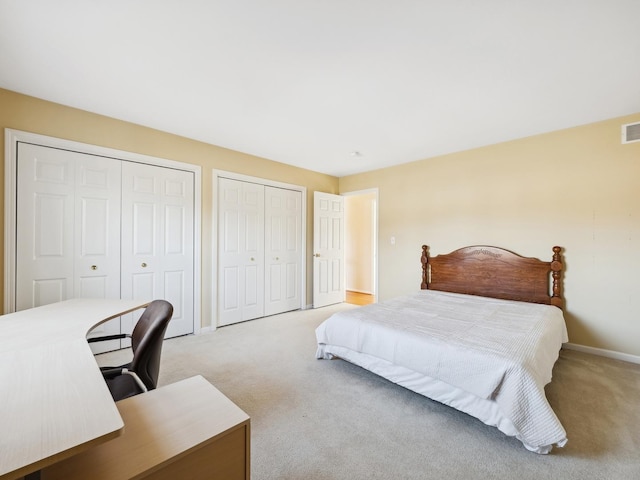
[622,122,640,144]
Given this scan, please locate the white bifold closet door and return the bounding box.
[264,184,302,316]
[15,143,194,352]
[217,177,302,326]
[218,179,265,326]
[16,144,123,352]
[120,162,195,340]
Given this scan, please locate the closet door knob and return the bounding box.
[141,262,148,268]
[91,265,97,270]
[250,257,255,261]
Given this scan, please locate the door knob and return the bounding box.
[250,257,255,261]
[91,265,97,270]
[314,253,320,257]
[141,262,147,268]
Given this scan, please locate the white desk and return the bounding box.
[0,299,150,480]
[42,375,251,480]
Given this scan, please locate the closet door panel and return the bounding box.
[161,171,194,338]
[121,162,194,338]
[75,161,122,298]
[218,178,265,326]
[219,200,242,324]
[32,280,66,307]
[122,164,161,339]
[164,270,185,324]
[16,144,75,311]
[76,156,123,353]
[223,266,239,310]
[264,187,302,316]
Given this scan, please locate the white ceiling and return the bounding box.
[1,1,639,177]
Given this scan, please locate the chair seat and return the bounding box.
[90,299,173,401]
[105,374,145,401]
[100,364,132,375]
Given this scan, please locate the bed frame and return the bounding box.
[421,245,564,309]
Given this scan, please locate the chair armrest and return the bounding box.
[122,369,148,393]
[100,366,147,392]
[87,334,129,343]
[100,367,125,379]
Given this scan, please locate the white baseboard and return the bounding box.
[197,325,215,334]
[564,342,640,365]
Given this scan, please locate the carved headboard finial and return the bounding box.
[421,245,429,289]
[550,246,564,309]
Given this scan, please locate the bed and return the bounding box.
[316,245,568,454]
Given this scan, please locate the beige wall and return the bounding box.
[4,87,639,357]
[0,88,339,327]
[340,113,640,357]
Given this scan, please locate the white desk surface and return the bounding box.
[42,375,251,480]
[0,298,150,480]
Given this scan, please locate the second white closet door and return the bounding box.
[264,186,302,316]
[121,162,195,338]
[218,178,303,326]
[218,178,265,326]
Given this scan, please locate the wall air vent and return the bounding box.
[622,122,640,144]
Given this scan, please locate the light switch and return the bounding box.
[390,236,395,245]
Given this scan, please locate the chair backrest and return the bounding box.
[129,300,173,391]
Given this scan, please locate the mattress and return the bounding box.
[315,290,568,453]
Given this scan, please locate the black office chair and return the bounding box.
[88,299,173,401]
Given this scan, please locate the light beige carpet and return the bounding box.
[97,304,640,479]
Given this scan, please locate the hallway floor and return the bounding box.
[345,290,375,306]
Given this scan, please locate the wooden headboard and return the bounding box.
[420,245,564,309]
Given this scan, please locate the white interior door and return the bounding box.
[313,192,345,308]
[217,178,265,326]
[16,143,122,353]
[120,162,195,338]
[264,186,302,316]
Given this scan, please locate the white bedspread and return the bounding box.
[316,290,568,453]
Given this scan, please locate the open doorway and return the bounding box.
[343,189,378,306]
